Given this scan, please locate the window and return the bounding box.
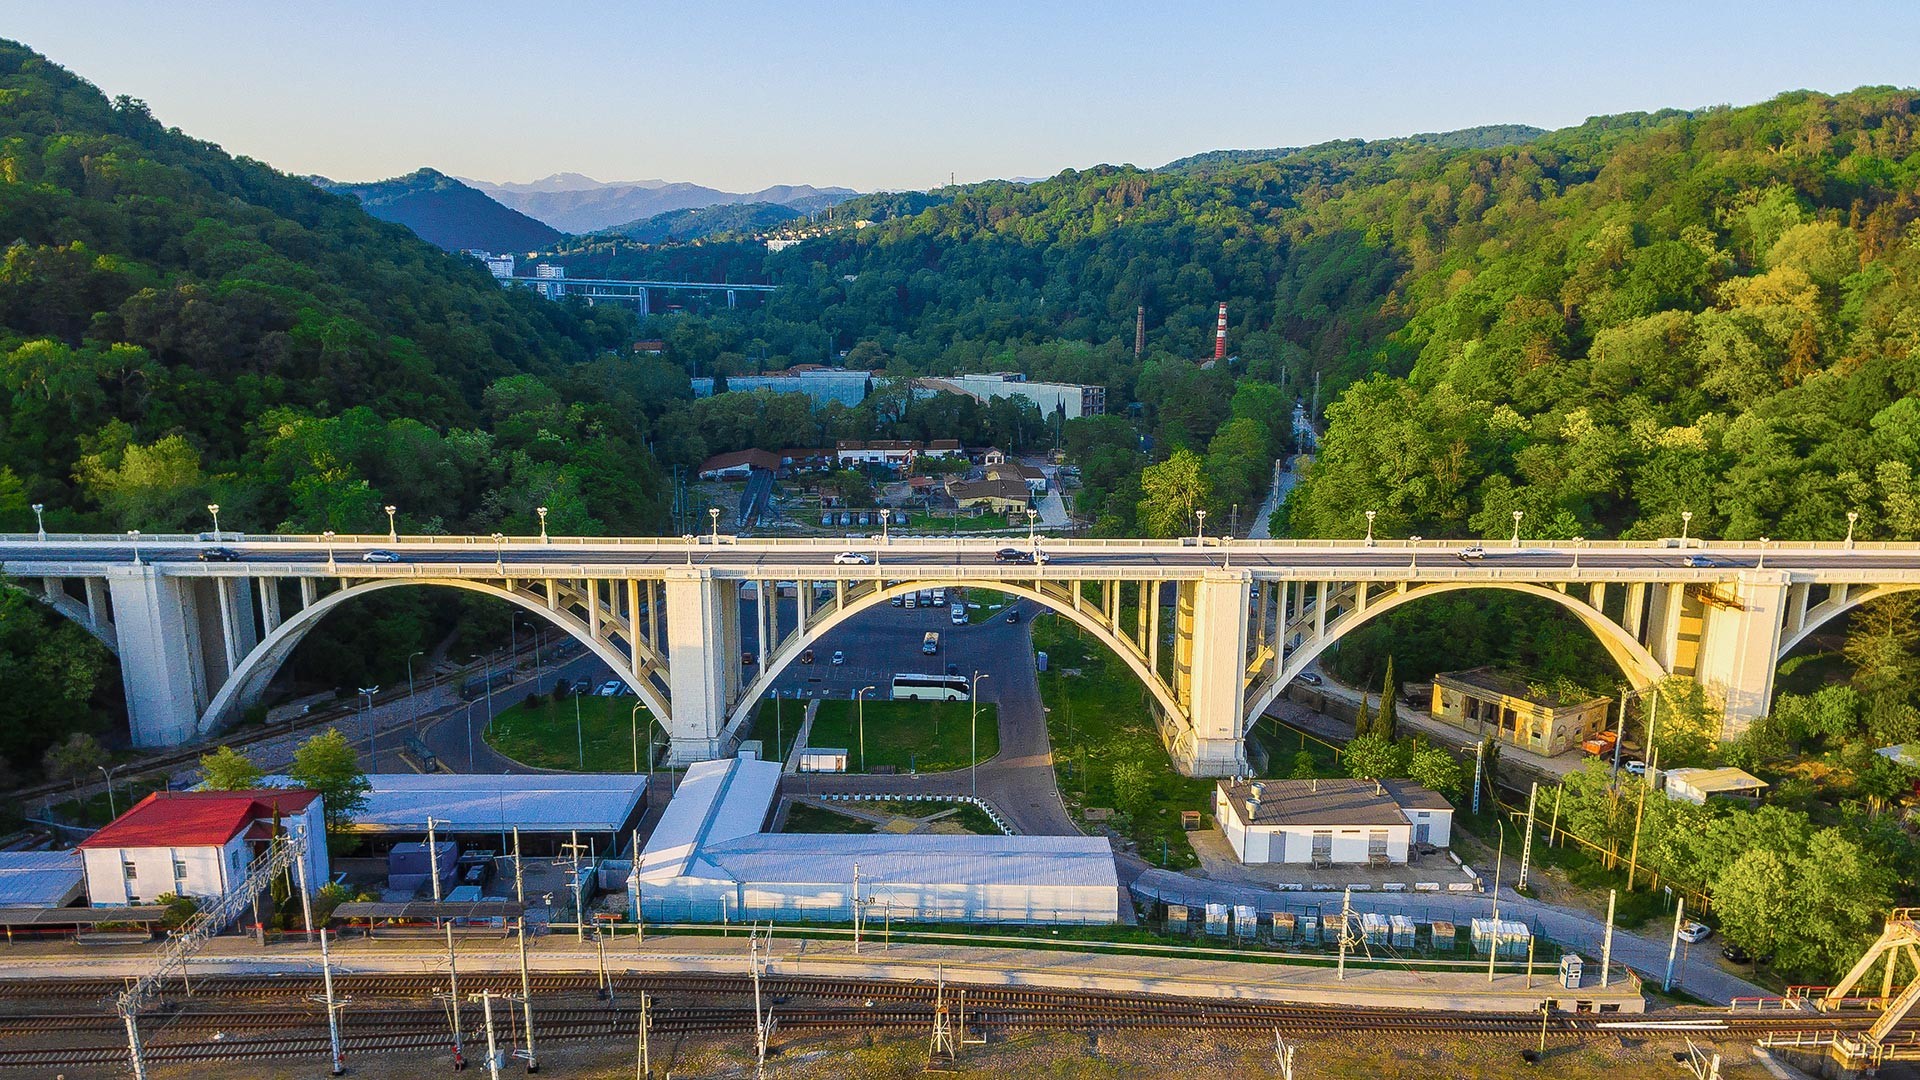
[1367,830,1389,859]
[173,858,189,892]
[1311,831,1332,859]
[122,860,137,885]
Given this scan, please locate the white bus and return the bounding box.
[892,673,969,701]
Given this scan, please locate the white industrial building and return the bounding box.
[632,756,1119,925]
[1214,778,1453,866]
[77,789,330,905]
[347,773,649,855]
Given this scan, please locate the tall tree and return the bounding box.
[1375,657,1399,740]
[198,746,264,790]
[289,730,370,849]
[1135,450,1213,538]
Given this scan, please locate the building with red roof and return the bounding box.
[78,789,329,906]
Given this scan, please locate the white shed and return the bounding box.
[1214,778,1453,866]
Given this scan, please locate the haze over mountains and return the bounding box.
[461,173,858,234]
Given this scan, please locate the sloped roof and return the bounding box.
[1215,778,1450,828]
[79,790,318,850]
[351,773,648,834]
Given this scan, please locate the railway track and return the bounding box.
[0,972,1901,1072]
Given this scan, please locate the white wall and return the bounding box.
[85,839,243,905]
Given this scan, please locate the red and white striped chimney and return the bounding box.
[1213,302,1228,361]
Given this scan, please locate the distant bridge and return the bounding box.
[8,535,1918,776]
[505,276,776,313]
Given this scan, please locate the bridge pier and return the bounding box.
[1692,571,1791,737]
[1168,572,1250,777]
[108,568,210,747]
[661,568,742,764]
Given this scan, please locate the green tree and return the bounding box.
[1406,742,1465,800]
[1844,593,1920,699]
[289,730,370,846]
[1713,848,1793,965]
[1343,733,1407,780]
[1109,759,1154,819]
[198,746,264,790]
[42,731,105,794]
[1135,450,1212,538]
[1288,750,1318,779]
[1375,657,1398,740]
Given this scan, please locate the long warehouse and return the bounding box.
[632,755,1119,925]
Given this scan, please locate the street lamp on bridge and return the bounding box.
[127,530,141,566]
[537,506,549,543]
[1409,536,1422,569]
[206,503,221,537]
[1510,510,1523,548]
[1847,510,1859,550]
[709,507,721,546]
[31,503,44,541]
[1195,509,1207,546]
[491,532,506,574]
[1680,510,1693,543]
[384,505,398,542]
[1364,510,1376,547]
[322,530,336,572]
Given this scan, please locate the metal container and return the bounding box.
[1269,911,1296,942]
[1297,912,1320,944]
[1166,903,1190,932]
[1234,904,1258,940]
[1204,903,1230,937]
[1470,917,1531,958]
[1558,953,1583,989]
[1429,920,1457,950]
[1390,914,1417,948]
[1361,912,1391,946]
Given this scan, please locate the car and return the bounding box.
[1682,554,1724,568]
[946,663,961,676]
[197,546,241,562]
[742,651,756,666]
[830,651,845,665]
[1456,546,1486,561]
[950,604,967,625]
[1034,550,1051,565]
[1624,759,1648,776]
[1297,672,1323,686]
[1721,942,1769,965]
[833,551,872,565]
[361,549,401,563]
[799,650,815,665]
[1005,609,1020,623]
[993,547,1032,564]
[596,680,626,697]
[1677,921,1712,944]
[890,595,904,607]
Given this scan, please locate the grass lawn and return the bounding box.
[781,803,877,834]
[745,698,804,764]
[1456,808,1673,930]
[1034,613,1214,869]
[1246,714,1344,776]
[53,778,169,828]
[905,511,1012,532]
[485,694,658,773]
[807,699,998,774]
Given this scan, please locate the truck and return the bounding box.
[922,631,940,655]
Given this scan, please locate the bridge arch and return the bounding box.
[721,578,1183,745]
[1775,582,1920,661]
[199,577,669,739]
[1245,580,1668,723]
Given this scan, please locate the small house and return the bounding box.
[77,790,329,906]
[1213,777,1453,866]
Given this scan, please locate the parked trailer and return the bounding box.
[1361,912,1391,946]
[1297,912,1320,944]
[1165,903,1190,933]
[1429,919,1458,950]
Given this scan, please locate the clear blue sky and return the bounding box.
[12,2,1919,192]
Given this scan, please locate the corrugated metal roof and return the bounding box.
[0,850,84,907]
[696,834,1117,890]
[636,757,780,881]
[79,790,318,850]
[350,774,648,834]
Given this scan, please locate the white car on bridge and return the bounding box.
[833,551,872,565]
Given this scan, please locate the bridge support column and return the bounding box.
[660,569,740,764]
[1693,571,1791,738]
[107,568,207,747]
[1168,572,1250,777]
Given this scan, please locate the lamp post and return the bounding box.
[1409,536,1422,570]
[97,764,125,819]
[970,672,990,801]
[127,529,141,566]
[1364,510,1376,547]
[1757,537,1770,570]
[1195,508,1207,545]
[31,503,44,541]
[1026,507,1038,550]
[206,503,221,537]
[1846,510,1859,550]
[856,685,876,773]
[405,650,425,733]
[537,505,549,543]
[1680,510,1692,543]
[384,505,397,542]
[631,702,647,775]
[491,532,505,574]
[358,686,381,770]
[709,507,721,546]
[465,699,480,772]
[1572,537,1584,571]
[1510,510,1523,548]
[322,530,336,573]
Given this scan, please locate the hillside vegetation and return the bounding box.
[318,168,563,253]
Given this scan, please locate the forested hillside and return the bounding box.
[318,168,563,253]
[0,41,668,539]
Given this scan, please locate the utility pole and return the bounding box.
[751,926,772,1075]
[427,817,444,901]
[473,990,502,1080]
[309,927,347,1075]
[1549,785,1564,848]
[1471,739,1485,815]
[512,827,524,904]
[295,826,316,943]
[516,917,538,1073]
[929,966,957,1065]
[1601,889,1617,988]
[635,991,652,1079]
[442,921,466,1070]
[123,1011,147,1080]
[1274,1028,1297,1080]
[561,831,590,942]
[1337,885,1353,981]
[1517,781,1539,893]
[1664,897,1686,992]
[852,862,863,955]
[1625,780,1649,891]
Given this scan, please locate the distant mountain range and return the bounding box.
[461,173,858,234]
[314,169,561,253]
[1161,124,1549,170]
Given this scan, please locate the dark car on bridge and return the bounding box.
[994,547,1035,564]
[197,547,240,562]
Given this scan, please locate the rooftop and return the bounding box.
[1216,778,1451,828]
[1434,667,1609,710]
[79,789,319,850]
[946,477,1032,502]
[638,756,782,882]
[697,448,781,474]
[1664,767,1767,794]
[350,773,649,835]
[0,850,84,907]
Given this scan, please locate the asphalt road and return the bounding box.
[7,538,1920,575]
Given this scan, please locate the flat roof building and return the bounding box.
[633,756,1119,925]
[348,773,649,856]
[0,850,84,908]
[1430,668,1611,757]
[1662,767,1767,805]
[918,374,1105,419]
[1213,778,1453,866]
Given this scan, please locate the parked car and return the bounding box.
[198,546,240,562]
[950,603,966,625]
[1624,759,1648,776]
[1297,672,1323,686]
[742,651,756,666]
[830,651,845,665]
[1677,921,1712,943]
[570,679,591,695]
[1682,554,1725,568]
[596,680,626,697]
[1005,609,1020,623]
[1456,546,1486,561]
[833,551,872,565]
[890,595,905,607]
[799,650,816,665]
[1721,942,1769,965]
[361,549,401,563]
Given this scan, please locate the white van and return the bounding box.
[950,603,966,625]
